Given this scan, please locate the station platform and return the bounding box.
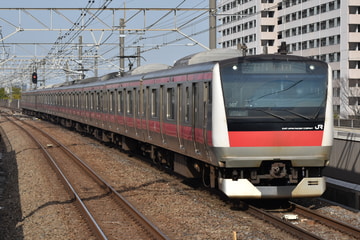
[323,127,360,210]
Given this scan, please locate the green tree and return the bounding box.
[12,87,21,99]
[0,88,9,99]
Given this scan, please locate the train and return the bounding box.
[21,48,333,199]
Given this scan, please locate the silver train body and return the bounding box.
[21,50,333,199]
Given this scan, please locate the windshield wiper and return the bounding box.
[284,110,311,120]
[253,109,285,120]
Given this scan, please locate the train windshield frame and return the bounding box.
[219,57,328,123]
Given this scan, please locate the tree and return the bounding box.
[0,88,9,99]
[11,87,21,99]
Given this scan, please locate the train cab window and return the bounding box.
[166,87,175,120]
[126,90,133,115]
[151,88,158,118]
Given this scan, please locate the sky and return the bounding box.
[0,0,212,85]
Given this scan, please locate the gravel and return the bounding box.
[0,113,359,240]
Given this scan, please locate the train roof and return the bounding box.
[130,63,171,75]
[173,48,244,67]
[25,50,325,93]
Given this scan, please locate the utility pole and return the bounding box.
[137,46,141,67]
[78,36,85,79]
[209,0,217,49]
[94,50,98,78]
[119,18,125,76]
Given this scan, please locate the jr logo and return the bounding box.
[315,124,324,130]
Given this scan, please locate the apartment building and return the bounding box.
[217,0,360,118]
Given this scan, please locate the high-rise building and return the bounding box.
[217,0,360,118]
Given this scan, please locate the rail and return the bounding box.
[6,114,170,240]
[290,202,360,239]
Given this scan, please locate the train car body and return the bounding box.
[21,50,333,199]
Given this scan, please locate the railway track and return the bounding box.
[290,201,360,239]
[6,115,170,240]
[244,201,360,240]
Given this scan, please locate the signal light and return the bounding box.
[32,72,38,84]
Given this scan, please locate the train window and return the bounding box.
[96,92,101,111]
[151,88,158,118]
[90,92,94,110]
[65,93,68,107]
[142,89,145,117]
[117,91,123,114]
[103,91,108,112]
[109,91,114,113]
[166,87,175,120]
[136,89,141,116]
[185,86,190,123]
[72,93,75,108]
[127,90,133,115]
[145,87,149,117]
[76,93,79,108]
[85,93,88,109]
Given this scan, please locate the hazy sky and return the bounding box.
[0,0,211,84]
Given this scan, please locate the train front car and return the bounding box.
[211,55,333,199]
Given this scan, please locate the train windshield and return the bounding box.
[220,58,328,121]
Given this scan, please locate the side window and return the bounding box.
[103,91,108,112]
[96,92,101,111]
[117,90,123,114]
[142,89,146,117]
[151,88,158,118]
[185,86,190,123]
[127,89,133,114]
[136,89,141,116]
[90,92,94,110]
[109,91,114,113]
[166,87,175,120]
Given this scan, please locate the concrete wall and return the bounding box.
[323,128,360,185]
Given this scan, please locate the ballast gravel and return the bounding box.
[0,114,359,240]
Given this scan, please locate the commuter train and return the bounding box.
[21,49,333,199]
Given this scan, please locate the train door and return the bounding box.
[159,85,165,144]
[125,88,135,136]
[177,84,184,150]
[192,81,210,157]
[108,90,115,130]
[164,84,177,148]
[116,89,126,134]
[192,82,200,154]
[135,87,145,140]
[145,86,151,140]
[180,83,194,154]
[147,86,161,145]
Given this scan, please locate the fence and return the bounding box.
[334,118,360,128]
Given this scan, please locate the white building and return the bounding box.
[217,0,360,118]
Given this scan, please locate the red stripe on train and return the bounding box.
[228,131,323,147]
